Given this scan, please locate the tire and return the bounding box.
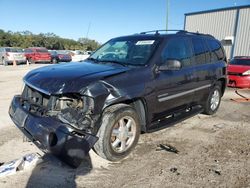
[52,58,58,64]
[28,58,33,64]
[203,83,222,115]
[94,104,141,161]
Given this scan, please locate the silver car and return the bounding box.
[0,47,27,66]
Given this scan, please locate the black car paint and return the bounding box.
[9,33,227,167]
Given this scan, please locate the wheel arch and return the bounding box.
[217,78,226,96]
[103,98,148,133]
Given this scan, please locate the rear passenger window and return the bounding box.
[192,38,210,64]
[161,37,192,67]
[207,40,224,61]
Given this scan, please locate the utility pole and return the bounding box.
[166,0,169,30]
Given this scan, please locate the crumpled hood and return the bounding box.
[24,61,129,95]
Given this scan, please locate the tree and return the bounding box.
[0,29,101,51]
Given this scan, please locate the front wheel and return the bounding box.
[203,84,222,115]
[94,104,140,161]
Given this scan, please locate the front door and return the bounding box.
[152,36,196,122]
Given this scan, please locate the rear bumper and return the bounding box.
[34,59,51,63]
[9,95,98,167]
[228,75,250,88]
[6,59,27,64]
[58,58,72,62]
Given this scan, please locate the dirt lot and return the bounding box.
[0,64,249,188]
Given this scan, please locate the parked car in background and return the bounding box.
[227,56,250,88]
[49,50,72,64]
[24,47,51,64]
[0,47,26,66]
[70,50,90,62]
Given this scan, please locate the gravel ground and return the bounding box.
[0,64,249,188]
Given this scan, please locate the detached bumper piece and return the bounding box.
[9,95,98,168]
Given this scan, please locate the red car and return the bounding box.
[227,56,250,88]
[24,47,51,64]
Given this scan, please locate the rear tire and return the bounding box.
[94,104,140,161]
[203,83,222,115]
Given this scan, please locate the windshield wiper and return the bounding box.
[99,60,127,67]
[87,57,99,63]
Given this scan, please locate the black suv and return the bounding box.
[9,30,227,167]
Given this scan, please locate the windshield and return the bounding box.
[90,38,158,66]
[230,58,250,66]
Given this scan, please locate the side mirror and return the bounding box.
[158,59,182,71]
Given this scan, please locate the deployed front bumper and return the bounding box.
[9,95,98,168]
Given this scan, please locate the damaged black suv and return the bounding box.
[9,30,227,167]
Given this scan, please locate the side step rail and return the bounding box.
[148,105,203,133]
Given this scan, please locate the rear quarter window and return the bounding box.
[207,39,225,62]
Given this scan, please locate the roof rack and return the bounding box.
[139,30,214,38]
[140,30,185,35]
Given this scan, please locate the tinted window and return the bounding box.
[161,37,192,67]
[192,38,207,64]
[207,39,224,61]
[230,58,250,66]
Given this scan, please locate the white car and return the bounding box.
[0,47,27,66]
[70,50,90,62]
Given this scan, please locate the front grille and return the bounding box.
[22,85,50,108]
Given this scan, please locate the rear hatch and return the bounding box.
[6,48,26,61]
[35,48,51,60]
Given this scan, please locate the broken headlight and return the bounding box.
[54,95,94,131]
[55,96,84,111]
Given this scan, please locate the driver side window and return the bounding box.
[161,37,192,67]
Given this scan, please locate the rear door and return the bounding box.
[192,37,226,103]
[152,36,197,121]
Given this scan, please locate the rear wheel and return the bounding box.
[94,104,140,161]
[203,83,222,115]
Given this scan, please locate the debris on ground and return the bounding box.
[213,123,225,129]
[170,167,180,175]
[209,168,221,176]
[156,144,179,154]
[231,89,250,102]
[0,153,42,178]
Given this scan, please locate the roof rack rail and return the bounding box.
[140,30,186,35]
[183,31,215,38]
[139,30,215,38]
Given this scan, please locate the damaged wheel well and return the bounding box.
[102,98,147,133]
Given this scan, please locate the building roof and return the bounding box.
[185,5,250,16]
